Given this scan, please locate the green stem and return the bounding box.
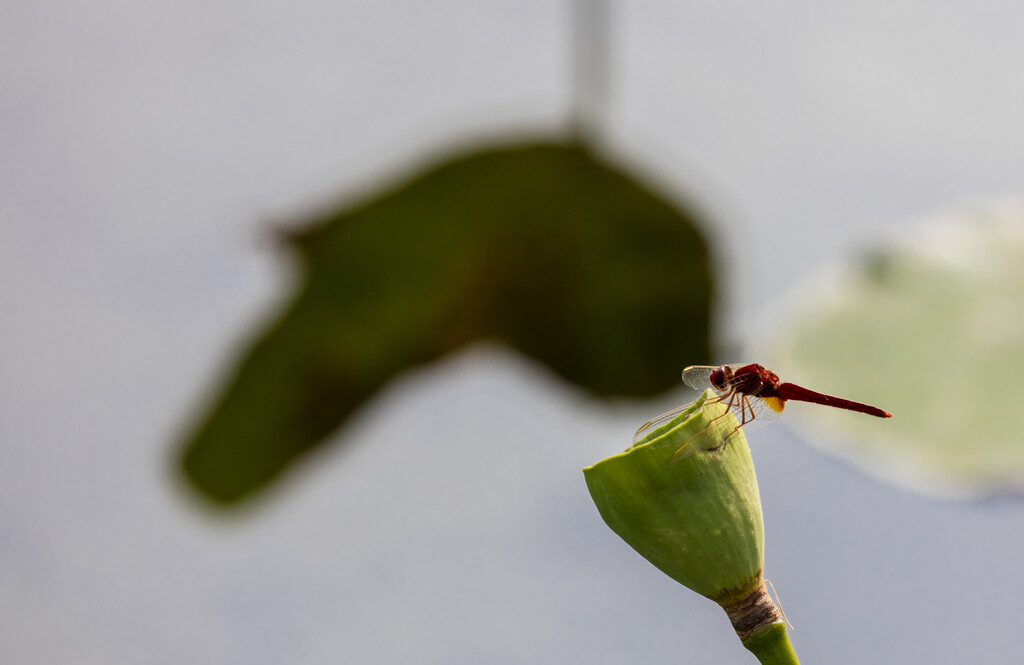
[742,622,800,665]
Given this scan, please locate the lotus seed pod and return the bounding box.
[585,392,799,663]
[584,392,765,604]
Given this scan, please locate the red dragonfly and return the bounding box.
[634,363,892,461]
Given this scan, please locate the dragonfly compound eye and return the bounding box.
[710,368,726,389]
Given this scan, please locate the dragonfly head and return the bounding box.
[709,365,732,391]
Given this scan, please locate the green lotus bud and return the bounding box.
[584,391,799,663]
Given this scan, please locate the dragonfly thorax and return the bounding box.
[718,363,781,398]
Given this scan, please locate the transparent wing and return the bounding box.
[640,362,781,456]
[632,401,696,444]
[666,426,726,464]
[665,392,784,464]
[680,366,718,392]
[635,364,733,446]
[681,363,754,394]
[732,394,783,436]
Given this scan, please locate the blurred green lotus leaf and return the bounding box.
[761,202,1024,497]
[178,141,714,504]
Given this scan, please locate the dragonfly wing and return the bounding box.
[632,402,695,444]
[665,425,724,464]
[652,363,781,459]
[681,365,718,392]
[728,394,783,437]
[682,363,757,394]
[666,394,782,464]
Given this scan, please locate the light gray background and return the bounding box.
[3,2,1023,663]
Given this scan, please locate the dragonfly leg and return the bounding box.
[669,388,769,462]
[707,392,758,452]
[721,394,754,443]
[740,394,756,428]
[680,390,738,456]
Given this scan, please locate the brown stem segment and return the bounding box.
[722,581,783,640]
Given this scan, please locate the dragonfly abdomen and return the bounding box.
[777,383,892,418]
